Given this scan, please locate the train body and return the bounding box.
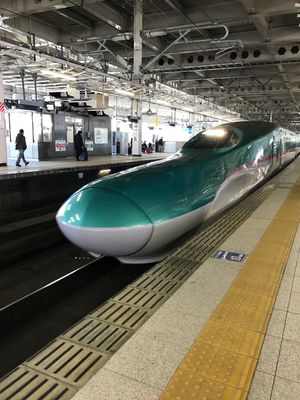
[56,121,300,263]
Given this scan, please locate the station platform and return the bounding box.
[0,153,169,180]
[1,158,300,400]
[72,158,300,400]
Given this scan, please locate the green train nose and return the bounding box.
[57,187,153,228]
[56,187,153,257]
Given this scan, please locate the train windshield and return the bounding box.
[183,128,239,150]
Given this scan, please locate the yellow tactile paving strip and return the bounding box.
[160,179,300,400]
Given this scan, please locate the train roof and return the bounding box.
[183,120,281,151]
[221,120,278,139]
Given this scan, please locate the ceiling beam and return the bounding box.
[55,9,93,30]
[84,2,127,31]
[163,0,185,15]
[240,0,298,108]
[0,0,104,15]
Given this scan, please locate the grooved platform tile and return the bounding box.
[112,287,166,309]
[62,318,132,354]
[158,256,199,271]
[24,339,108,387]
[0,366,76,400]
[130,275,180,295]
[90,301,150,330]
[147,264,193,281]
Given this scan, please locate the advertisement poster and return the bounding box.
[95,127,108,144]
[55,139,66,151]
[67,125,74,143]
[84,140,94,151]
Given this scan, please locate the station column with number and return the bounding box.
[132,0,143,156]
[0,61,7,166]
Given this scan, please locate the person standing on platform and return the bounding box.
[142,141,147,153]
[158,137,164,152]
[74,130,84,161]
[15,129,29,167]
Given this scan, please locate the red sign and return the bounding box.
[55,140,66,151]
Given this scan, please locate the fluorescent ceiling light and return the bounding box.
[156,99,170,107]
[115,89,135,98]
[40,69,77,81]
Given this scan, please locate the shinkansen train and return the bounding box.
[56,121,300,263]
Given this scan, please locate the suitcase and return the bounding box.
[79,147,88,161]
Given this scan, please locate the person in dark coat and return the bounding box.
[142,141,147,153]
[74,130,84,161]
[15,129,29,167]
[158,137,164,152]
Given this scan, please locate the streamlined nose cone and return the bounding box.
[56,187,153,257]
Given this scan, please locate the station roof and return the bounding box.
[0,0,299,126]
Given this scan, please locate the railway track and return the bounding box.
[0,205,153,377]
[0,256,152,378]
[0,205,63,268]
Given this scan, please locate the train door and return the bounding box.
[272,131,282,171]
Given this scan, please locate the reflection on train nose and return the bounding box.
[56,187,153,257]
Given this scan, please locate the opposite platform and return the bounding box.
[0,153,169,180]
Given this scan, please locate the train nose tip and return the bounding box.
[56,187,153,257]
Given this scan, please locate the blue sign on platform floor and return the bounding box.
[212,250,246,263]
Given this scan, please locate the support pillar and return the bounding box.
[132,0,143,156]
[131,97,142,156]
[133,0,143,82]
[0,62,7,166]
[20,69,25,100]
[32,73,38,100]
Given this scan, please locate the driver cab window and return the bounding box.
[183,127,239,150]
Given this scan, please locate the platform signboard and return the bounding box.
[55,139,66,151]
[95,127,108,144]
[84,140,94,151]
[212,250,246,263]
